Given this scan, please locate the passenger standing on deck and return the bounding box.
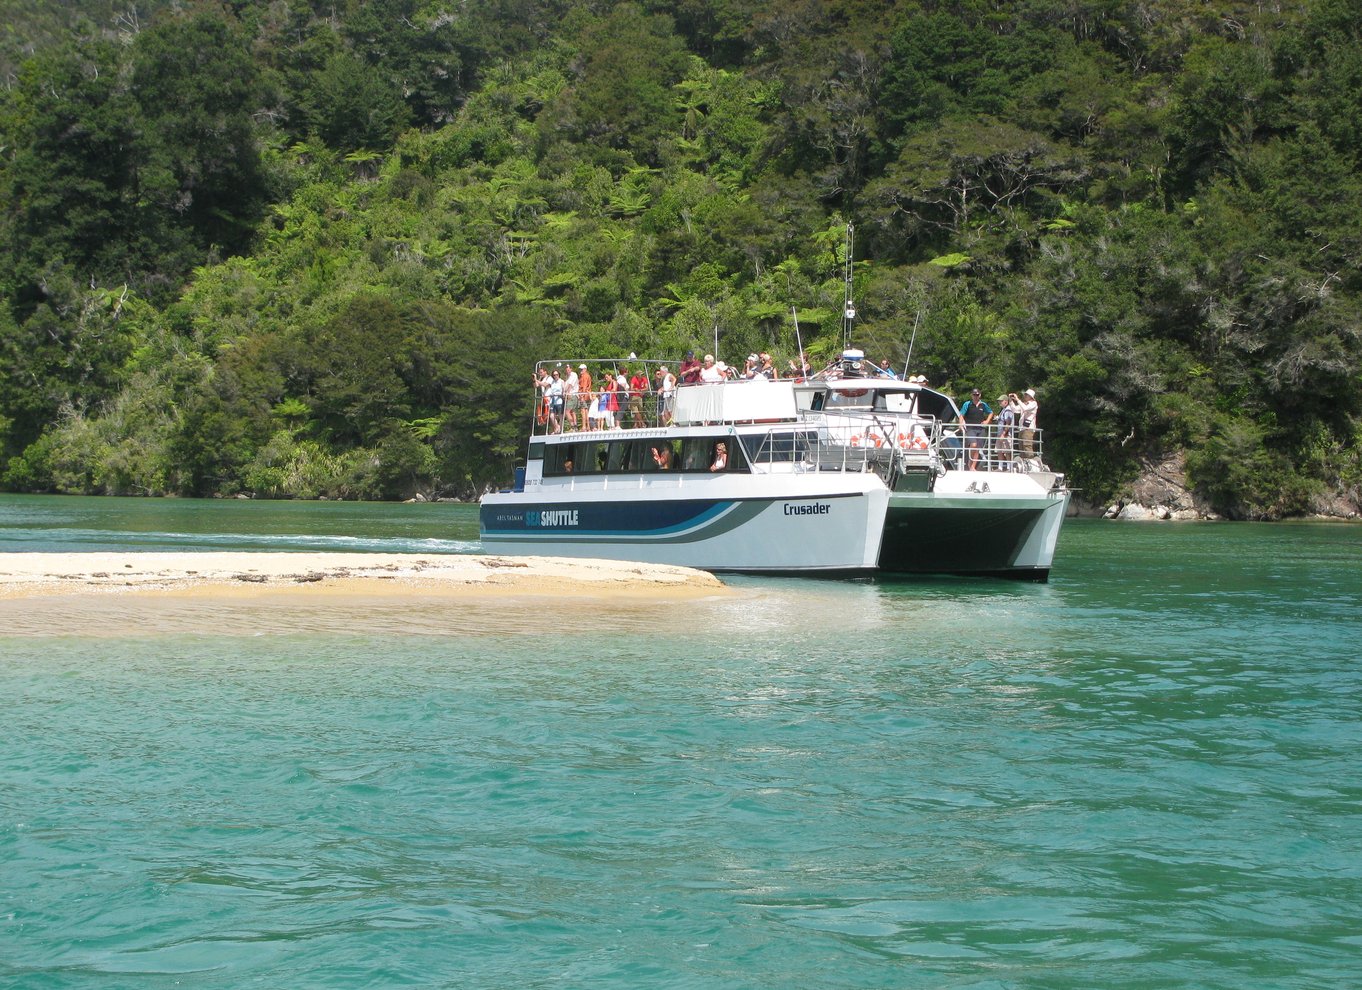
[699,354,724,383]
[547,370,565,433]
[758,353,779,380]
[533,368,552,428]
[601,373,619,429]
[561,365,578,431]
[656,366,676,425]
[614,367,630,428]
[629,366,650,427]
[679,350,702,384]
[958,389,994,471]
[1019,388,1039,459]
[576,364,593,431]
[996,392,1018,469]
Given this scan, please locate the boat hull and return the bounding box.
[481,484,890,574]
[879,488,1069,580]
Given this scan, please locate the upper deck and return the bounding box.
[524,358,1052,476]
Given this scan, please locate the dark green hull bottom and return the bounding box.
[878,503,1056,581]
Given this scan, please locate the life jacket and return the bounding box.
[962,400,991,425]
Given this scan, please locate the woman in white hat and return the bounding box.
[1019,388,1039,458]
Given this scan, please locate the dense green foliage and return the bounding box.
[2,0,1359,515]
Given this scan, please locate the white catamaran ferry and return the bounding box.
[479,357,1071,579]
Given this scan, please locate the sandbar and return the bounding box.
[0,552,728,602]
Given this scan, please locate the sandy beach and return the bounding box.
[0,552,727,601]
[0,552,734,637]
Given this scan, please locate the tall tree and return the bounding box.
[129,7,268,275]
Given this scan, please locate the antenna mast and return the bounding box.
[841,222,856,351]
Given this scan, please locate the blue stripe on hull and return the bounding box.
[481,498,745,542]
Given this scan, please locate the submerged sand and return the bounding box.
[0,552,727,602]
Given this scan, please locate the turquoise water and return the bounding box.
[3,496,1362,988]
[0,493,479,553]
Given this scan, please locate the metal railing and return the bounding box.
[799,410,1048,473]
[939,420,1046,471]
[528,359,807,437]
[529,358,700,437]
[526,361,1048,473]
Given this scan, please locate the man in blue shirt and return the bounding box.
[958,389,994,470]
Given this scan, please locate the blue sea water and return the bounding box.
[2,495,1361,988]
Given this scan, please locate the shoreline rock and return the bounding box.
[1071,450,1360,521]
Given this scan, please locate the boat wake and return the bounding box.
[8,529,481,555]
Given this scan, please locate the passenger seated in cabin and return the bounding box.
[651,445,673,470]
[710,441,728,472]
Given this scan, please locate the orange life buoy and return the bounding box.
[849,434,861,447]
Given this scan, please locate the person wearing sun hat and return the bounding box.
[1019,388,1039,458]
[958,387,994,471]
[995,391,1019,469]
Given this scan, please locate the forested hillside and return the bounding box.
[2,0,1359,516]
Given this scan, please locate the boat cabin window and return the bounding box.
[913,390,957,422]
[679,436,746,473]
[646,440,677,471]
[825,387,873,409]
[543,437,741,475]
[606,439,656,472]
[680,438,708,472]
[544,441,598,476]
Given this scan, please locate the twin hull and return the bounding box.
[881,488,1068,579]
[480,473,1069,578]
